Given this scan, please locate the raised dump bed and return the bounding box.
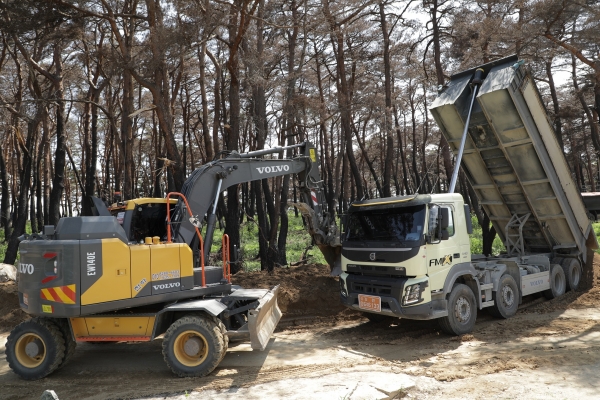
[430,56,597,262]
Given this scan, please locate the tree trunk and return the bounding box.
[380,2,393,197]
[48,43,66,225]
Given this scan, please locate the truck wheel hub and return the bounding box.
[455,297,471,322]
[502,286,514,306]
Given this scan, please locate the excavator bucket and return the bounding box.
[248,285,282,351]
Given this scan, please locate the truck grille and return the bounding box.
[351,282,392,295]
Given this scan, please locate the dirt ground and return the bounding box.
[1,256,600,399]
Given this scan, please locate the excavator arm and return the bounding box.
[171,141,341,270]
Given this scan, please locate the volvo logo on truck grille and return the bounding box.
[369,252,376,261]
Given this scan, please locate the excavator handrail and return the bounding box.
[166,192,206,287]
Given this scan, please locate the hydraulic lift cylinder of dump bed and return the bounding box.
[449,68,484,194]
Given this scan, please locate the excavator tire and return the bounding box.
[544,264,566,300]
[50,318,77,367]
[162,315,225,378]
[439,284,477,336]
[6,318,66,380]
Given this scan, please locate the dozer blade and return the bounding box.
[248,285,282,351]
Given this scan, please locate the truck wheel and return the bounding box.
[543,264,566,299]
[489,274,519,319]
[561,258,581,292]
[162,315,224,378]
[439,284,477,336]
[5,318,66,380]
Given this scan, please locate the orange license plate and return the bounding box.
[358,294,381,312]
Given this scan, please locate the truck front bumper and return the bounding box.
[340,274,448,320]
[341,294,447,320]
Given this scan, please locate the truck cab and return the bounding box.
[339,193,471,321]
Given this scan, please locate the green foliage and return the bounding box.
[468,214,504,256]
[0,222,31,264]
[0,228,6,263]
[209,212,326,272]
[593,222,600,254]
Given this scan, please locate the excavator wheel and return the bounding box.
[50,318,77,367]
[543,264,566,300]
[489,274,519,319]
[561,258,582,292]
[439,284,477,336]
[162,315,225,378]
[5,318,66,380]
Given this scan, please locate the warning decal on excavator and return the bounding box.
[309,148,317,162]
[40,284,76,304]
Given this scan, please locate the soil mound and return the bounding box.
[0,282,29,333]
[232,263,357,319]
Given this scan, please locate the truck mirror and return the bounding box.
[441,230,449,240]
[439,207,449,230]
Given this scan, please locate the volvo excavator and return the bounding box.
[6,141,341,380]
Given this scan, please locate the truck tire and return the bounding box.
[543,264,566,299]
[5,318,66,380]
[162,315,225,378]
[561,258,581,292]
[439,284,477,336]
[489,274,519,319]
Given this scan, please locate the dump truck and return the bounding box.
[6,141,340,380]
[338,56,598,334]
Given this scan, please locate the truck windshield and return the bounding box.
[345,205,426,243]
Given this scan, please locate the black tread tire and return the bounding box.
[561,258,582,292]
[543,264,566,300]
[439,284,477,336]
[489,274,519,319]
[6,317,66,380]
[362,312,392,324]
[162,315,224,378]
[52,318,77,367]
[210,316,229,363]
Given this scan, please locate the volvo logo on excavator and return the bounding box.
[153,282,180,290]
[256,165,290,174]
[19,263,34,274]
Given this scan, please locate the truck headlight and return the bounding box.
[403,283,421,305]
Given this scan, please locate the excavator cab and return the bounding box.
[88,196,177,243]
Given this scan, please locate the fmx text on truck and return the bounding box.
[338,56,598,335]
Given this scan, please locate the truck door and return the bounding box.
[427,205,461,291]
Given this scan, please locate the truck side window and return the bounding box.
[441,206,455,236]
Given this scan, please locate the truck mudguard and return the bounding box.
[442,262,481,303]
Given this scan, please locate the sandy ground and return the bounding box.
[1,257,600,399]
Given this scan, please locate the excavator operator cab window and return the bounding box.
[131,203,173,243]
[111,202,174,243]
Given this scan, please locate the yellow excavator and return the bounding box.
[6,141,341,380]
